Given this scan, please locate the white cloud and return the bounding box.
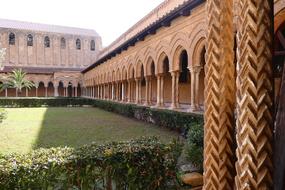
[0,0,164,47]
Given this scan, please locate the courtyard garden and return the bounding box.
[0,99,204,189]
[0,107,179,155]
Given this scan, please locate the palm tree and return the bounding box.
[0,69,34,97]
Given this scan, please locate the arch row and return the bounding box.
[82,23,207,112]
[0,74,83,98]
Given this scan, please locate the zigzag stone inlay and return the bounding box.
[203,0,236,189]
[235,0,274,189]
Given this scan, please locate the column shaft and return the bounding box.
[235,0,274,189]
[203,0,235,189]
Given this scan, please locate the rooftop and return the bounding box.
[82,0,205,73]
[0,18,99,37]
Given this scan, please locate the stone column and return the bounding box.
[194,67,201,109]
[122,82,125,101]
[138,79,142,104]
[160,75,165,107]
[135,78,139,104]
[235,0,273,189]
[111,83,114,100]
[45,86,48,97]
[156,75,161,107]
[127,80,131,103]
[35,85,38,97]
[149,77,153,105]
[203,0,235,189]
[75,87,77,97]
[170,71,180,109]
[144,77,149,106]
[54,85,59,97]
[189,67,196,111]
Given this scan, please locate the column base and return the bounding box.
[170,103,180,110]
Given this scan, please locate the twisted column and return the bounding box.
[203,0,236,189]
[235,0,274,189]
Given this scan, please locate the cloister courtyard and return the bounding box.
[0,0,284,189]
[0,107,178,155]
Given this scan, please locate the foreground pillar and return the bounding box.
[203,0,235,189]
[235,0,274,189]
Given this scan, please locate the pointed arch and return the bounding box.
[169,33,190,71]
[145,56,156,76]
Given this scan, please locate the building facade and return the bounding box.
[0,18,102,97]
[81,0,285,189]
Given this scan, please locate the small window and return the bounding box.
[9,33,15,45]
[61,37,66,49]
[76,39,81,50]
[27,34,33,46]
[44,36,50,48]
[90,40,95,51]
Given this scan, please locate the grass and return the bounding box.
[0,107,179,155]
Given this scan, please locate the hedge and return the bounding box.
[0,97,204,134]
[91,99,204,134]
[0,137,182,190]
[0,97,91,107]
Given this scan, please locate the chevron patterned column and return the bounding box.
[203,0,236,189]
[235,0,274,189]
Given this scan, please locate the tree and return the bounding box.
[0,69,34,97]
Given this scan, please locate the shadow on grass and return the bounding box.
[32,107,178,150]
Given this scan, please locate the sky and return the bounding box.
[0,0,164,47]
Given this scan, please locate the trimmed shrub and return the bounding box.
[186,123,204,171]
[0,137,182,190]
[91,99,204,134]
[0,97,92,107]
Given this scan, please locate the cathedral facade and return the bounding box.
[0,18,102,97]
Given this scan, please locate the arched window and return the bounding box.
[27,34,33,46]
[44,36,50,48]
[179,50,189,83]
[76,39,81,50]
[90,40,95,51]
[61,37,66,49]
[9,33,15,45]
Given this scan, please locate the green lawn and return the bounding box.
[0,107,178,155]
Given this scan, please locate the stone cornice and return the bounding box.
[82,0,205,73]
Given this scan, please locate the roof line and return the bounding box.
[82,0,205,73]
[0,18,99,37]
